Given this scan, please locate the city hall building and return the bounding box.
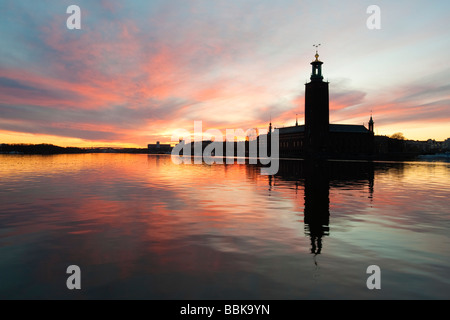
[271,51,374,158]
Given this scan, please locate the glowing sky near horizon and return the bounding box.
[0,0,449,147]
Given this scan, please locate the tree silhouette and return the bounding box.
[390,132,405,140]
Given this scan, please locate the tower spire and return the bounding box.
[368,111,374,133]
[296,113,298,126]
[313,44,321,61]
[311,44,324,81]
[269,115,272,134]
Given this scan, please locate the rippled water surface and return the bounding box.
[0,154,449,299]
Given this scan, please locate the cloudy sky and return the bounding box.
[0,0,449,147]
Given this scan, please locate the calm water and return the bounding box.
[0,154,449,299]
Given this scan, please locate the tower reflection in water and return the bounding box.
[304,161,329,255]
[275,159,375,255]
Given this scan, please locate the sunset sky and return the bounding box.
[1,0,449,147]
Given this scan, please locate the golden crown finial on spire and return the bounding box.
[313,44,321,61]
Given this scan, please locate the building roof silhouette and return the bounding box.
[278,124,370,135]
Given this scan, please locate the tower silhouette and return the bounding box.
[369,114,374,133]
[305,50,329,156]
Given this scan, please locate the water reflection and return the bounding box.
[1,154,449,299]
[274,160,375,255]
[303,161,329,256]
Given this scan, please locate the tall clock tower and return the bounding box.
[304,50,329,156]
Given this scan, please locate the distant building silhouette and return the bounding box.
[276,51,374,158]
[148,141,172,154]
